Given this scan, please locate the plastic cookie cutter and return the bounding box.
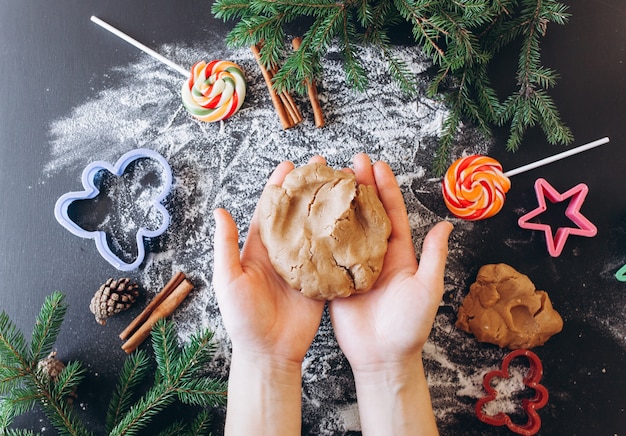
[615,264,626,282]
[475,349,548,436]
[54,149,173,271]
[518,178,597,257]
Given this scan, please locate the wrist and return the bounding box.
[224,347,303,435]
[231,346,304,375]
[350,350,422,379]
[351,354,439,436]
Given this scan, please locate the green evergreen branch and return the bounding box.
[109,320,227,436]
[29,291,67,364]
[1,295,226,436]
[151,317,178,383]
[434,109,461,175]
[105,350,151,433]
[50,361,84,399]
[496,0,572,151]
[157,420,188,436]
[109,383,176,436]
[0,311,30,371]
[185,410,213,436]
[2,429,41,436]
[338,16,368,92]
[214,0,572,174]
[3,387,38,417]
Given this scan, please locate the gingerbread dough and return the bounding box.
[258,163,392,300]
[456,263,563,349]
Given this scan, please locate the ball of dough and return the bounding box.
[258,163,392,300]
[456,263,563,349]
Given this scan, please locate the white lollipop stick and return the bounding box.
[503,137,610,177]
[90,15,189,78]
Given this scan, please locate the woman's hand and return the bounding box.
[213,160,326,364]
[329,153,453,435]
[213,159,326,435]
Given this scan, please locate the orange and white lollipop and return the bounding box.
[443,155,511,220]
[442,137,611,220]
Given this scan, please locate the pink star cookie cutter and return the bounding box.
[518,178,597,257]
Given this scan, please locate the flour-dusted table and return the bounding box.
[1,1,625,434]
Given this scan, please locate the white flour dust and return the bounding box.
[46,41,505,434]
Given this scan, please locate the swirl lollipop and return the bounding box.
[443,137,610,220]
[181,60,246,122]
[91,16,246,122]
[443,155,511,220]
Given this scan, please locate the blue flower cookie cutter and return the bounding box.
[54,149,173,271]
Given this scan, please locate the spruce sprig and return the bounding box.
[0,293,227,435]
[108,320,227,436]
[0,292,91,436]
[212,0,572,174]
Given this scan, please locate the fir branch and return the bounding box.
[532,88,572,144]
[434,108,462,176]
[105,350,152,433]
[383,49,419,96]
[174,327,219,375]
[272,32,321,94]
[155,410,212,436]
[2,295,226,436]
[214,0,572,174]
[211,0,252,21]
[185,409,213,436]
[0,365,26,395]
[2,429,41,436]
[29,291,66,364]
[38,386,92,436]
[1,293,90,436]
[176,378,229,408]
[109,383,176,436]
[3,387,38,418]
[338,16,368,92]
[0,312,29,372]
[156,420,188,436]
[51,361,84,400]
[151,317,179,383]
[109,320,226,436]
[496,0,573,151]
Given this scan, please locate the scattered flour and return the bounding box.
[46,41,513,434]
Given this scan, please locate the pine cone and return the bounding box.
[90,278,140,325]
[37,351,65,382]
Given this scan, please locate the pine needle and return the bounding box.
[1,295,226,436]
[213,0,572,174]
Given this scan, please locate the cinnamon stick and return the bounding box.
[121,278,194,354]
[292,37,325,128]
[251,44,292,129]
[271,65,303,125]
[119,271,185,341]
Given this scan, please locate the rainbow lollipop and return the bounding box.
[91,16,246,122]
[442,137,610,220]
[181,60,246,122]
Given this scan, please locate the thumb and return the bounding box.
[212,208,243,290]
[415,221,453,298]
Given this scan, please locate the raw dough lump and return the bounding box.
[258,163,392,300]
[456,263,563,349]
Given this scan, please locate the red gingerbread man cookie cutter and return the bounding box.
[475,349,549,435]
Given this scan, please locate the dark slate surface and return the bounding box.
[1,1,625,434]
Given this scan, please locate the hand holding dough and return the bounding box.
[258,163,392,300]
